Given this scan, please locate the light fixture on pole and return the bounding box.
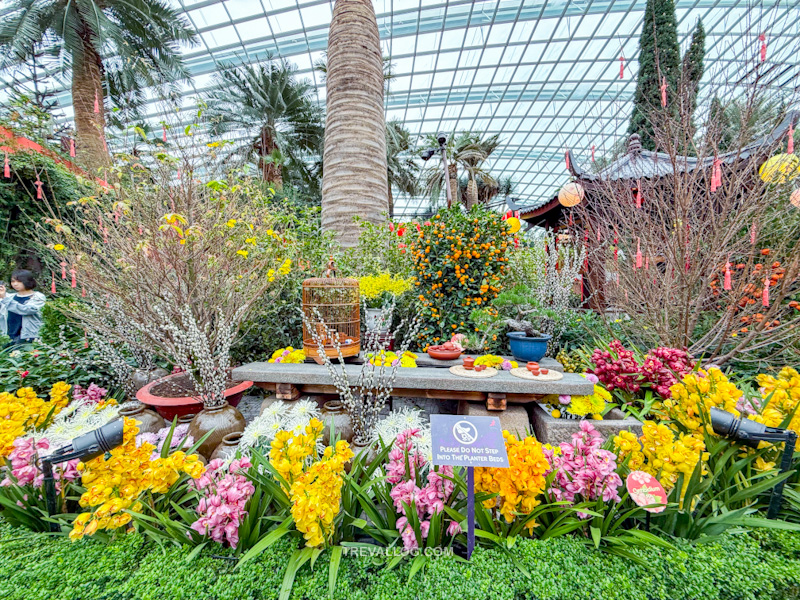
[41,420,125,532]
[421,133,452,208]
[709,407,797,519]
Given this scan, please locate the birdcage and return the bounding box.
[302,259,360,362]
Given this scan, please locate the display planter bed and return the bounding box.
[528,402,643,445]
[136,372,252,420]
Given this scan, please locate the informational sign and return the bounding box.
[430,415,509,468]
[626,471,668,513]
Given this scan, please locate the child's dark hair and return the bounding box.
[10,269,37,291]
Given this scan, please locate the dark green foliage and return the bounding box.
[682,20,705,119]
[2,522,800,600]
[0,151,91,276]
[627,0,681,150]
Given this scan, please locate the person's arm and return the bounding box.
[6,294,45,316]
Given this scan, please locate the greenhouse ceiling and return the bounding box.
[1,0,799,217]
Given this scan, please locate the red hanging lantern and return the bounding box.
[660,77,667,108]
[619,55,625,79]
[759,33,767,62]
[70,268,77,288]
[51,272,56,294]
[635,187,642,208]
[3,153,9,178]
[762,277,770,307]
[69,138,76,158]
[60,261,67,279]
[714,158,722,188]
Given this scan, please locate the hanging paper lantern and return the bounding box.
[558,182,585,207]
[791,188,800,209]
[759,153,800,184]
[506,217,521,234]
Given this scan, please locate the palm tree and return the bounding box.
[204,60,324,187]
[0,0,197,173]
[423,132,501,208]
[386,121,420,218]
[321,0,388,248]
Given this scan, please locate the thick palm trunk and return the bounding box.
[71,45,110,174]
[448,163,458,207]
[321,0,388,247]
[259,127,283,186]
[466,177,478,209]
[387,184,394,219]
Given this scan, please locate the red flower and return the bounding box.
[19,370,29,378]
[389,223,395,233]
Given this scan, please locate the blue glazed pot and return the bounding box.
[507,332,551,362]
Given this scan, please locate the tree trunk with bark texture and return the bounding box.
[448,163,458,207]
[321,0,388,247]
[71,44,110,174]
[466,177,478,209]
[259,126,282,186]
[387,184,394,219]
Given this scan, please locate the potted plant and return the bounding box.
[43,148,292,458]
[358,273,412,332]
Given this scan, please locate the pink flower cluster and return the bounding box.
[641,347,695,397]
[589,341,641,393]
[190,458,254,548]
[72,383,108,404]
[387,429,459,550]
[138,424,194,460]
[543,421,622,519]
[0,438,79,492]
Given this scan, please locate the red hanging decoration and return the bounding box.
[70,268,76,288]
[713,158,722,189]
[565,150,570,171]
[788,123,795,154]
[660,76,667,107]
[724,258,732,290]
[591,145,596,162]
[750,220,757,245]
[619,56,625,79]
[596,227,601,242]
[615,272,619,285]
[580,275,584,301]
[635,238,642,269]
[762,277,770,307]
[635,187,642,208]
[645,255,649,270]
[81,286,86,298]
[60,261,67,279]
[69,138,76,158]
[759,34,767,63]
[94,91,100,114]
[51,272,56,294]
[162,124,167,143]
[614,235,619,261]
[35,178,43,199]
[3,153,9,178]
[710,158,718,193]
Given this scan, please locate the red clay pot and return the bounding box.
[136,372,252,420]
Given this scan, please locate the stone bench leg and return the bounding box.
[459,401,531,438]
[276,383,300,401]
[486,393,506,411]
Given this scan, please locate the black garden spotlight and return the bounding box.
[710,407,797,519]
[420,132,452,207]
[42,420,125,532]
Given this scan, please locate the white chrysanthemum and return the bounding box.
[263,400,288,419]
[239,413,280,449]
[35,400,120,451]
[289,399,320,421]
[372,407,428,447]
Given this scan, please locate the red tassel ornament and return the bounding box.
[645,255,649,270]
[635,187,642,208]
[70,138,76,158]
[51,272,56,294]
[660,76,667,107]
[3,153,9,178]
[60,261,67,279]
[750,221,757,245]
[762,277,770,307]
[162,124,167,143]
[619,56,624,79]
[565,150,570,171]
[759,34,767,63]
[81,286,86,298]
[70,268,76,288]
[614,235,619,261]
[724,258,732,290]
[591,145,596,162]
[788,123,795,155]
[35,178,43,199]
[635,238,642,269]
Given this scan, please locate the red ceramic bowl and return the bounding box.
[427,347,464,361]
[136,372,252,420]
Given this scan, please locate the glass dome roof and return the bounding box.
[1,0,798,217]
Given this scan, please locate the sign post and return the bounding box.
[430,415,509,559]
